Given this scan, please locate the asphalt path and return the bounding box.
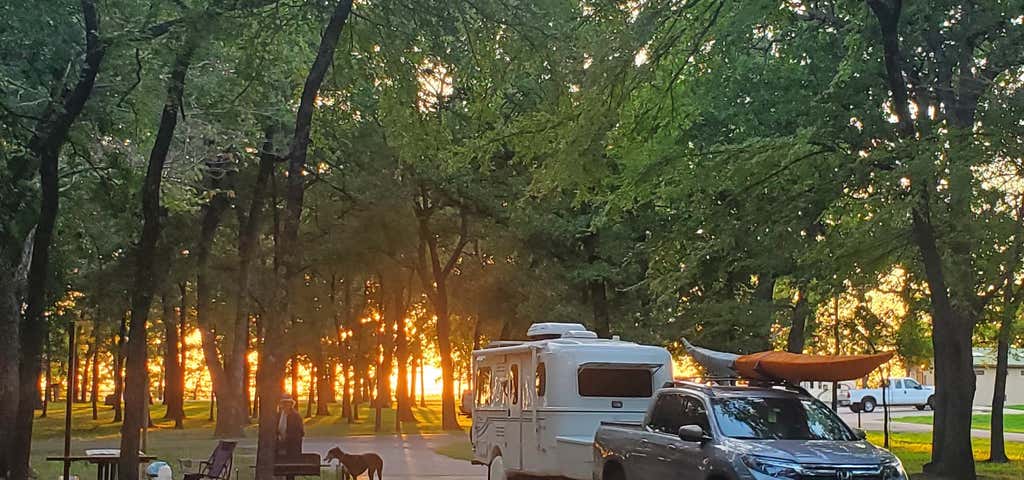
[837,405,1024,442]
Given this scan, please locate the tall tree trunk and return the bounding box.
[178,282,188,409]
[194,169,245,437]
[0,240,27,478]
[113,312,127,422]
[912,202,977,479]
[786,286,809,353]
[316,349,331,416]
[396,298,413,422]
[415,206,469,431]
[865,2,978,477]
[325,359,336,403]
[378,285,396,409]
[340,358,351,421]
[420,352,426,407]
[41,347,50,417]
[306,363,316,418]
[160,292,184,428]
[233,126,277,425]
[290,357,299,397]
[119,38,196,480]
[582,233,610,337]
[77,325,90,403]
[332,275,352,420]
[90,319,99,421]
[989,293,1017,463]
[11,1,105,476]
[255,5,352,476]
[253,0,354,456]
[408,355,417,408]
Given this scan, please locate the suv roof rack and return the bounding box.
[663,377,811,397]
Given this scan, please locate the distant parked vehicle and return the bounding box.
[800,381,852,407]
[849,377,935,413]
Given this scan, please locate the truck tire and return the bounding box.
[850,403,862,413]
[915,404,926,411]
[488,455,507,480]
[862,397,877,413]
[602,462,625,480]
[927,395,935,411]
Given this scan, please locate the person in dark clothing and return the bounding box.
[276,395,305,459]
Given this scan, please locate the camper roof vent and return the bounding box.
[561,330,598,339]
[527,322,590,340]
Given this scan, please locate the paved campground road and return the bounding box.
[300,434,482,480]
[838,406,1024,442]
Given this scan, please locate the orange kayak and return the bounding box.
[733,350,895,383]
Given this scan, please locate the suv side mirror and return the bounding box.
[852,428,868,440]
[678,425,707,443]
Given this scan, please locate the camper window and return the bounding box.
[578,367,653,397]
[510,365,520,405]
[476,367,492,407]
[536,362,546,397]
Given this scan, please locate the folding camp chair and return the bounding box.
[182,441,237,480]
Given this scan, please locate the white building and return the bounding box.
[921,348,1024,406]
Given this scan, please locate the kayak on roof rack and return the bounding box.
[682,338,895,383]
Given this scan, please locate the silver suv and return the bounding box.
[594,381,909,480]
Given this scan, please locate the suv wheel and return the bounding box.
[603,462,625,480]
[862,397,877,413]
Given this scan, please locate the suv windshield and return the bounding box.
[712,397,854,440]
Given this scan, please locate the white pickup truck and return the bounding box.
[849,377,935,413]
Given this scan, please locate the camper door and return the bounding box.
[505,360,523,470]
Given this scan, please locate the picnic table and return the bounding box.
[46,451,158,480]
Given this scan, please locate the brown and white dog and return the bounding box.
[325,447,384,480]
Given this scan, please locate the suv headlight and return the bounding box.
[741,455,802,479]
[882,459,909,480]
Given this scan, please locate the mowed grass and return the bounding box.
[1008,405,1024,411]
[893,413,1024,433]
[864,432,1024,479]
[30,397,464,480]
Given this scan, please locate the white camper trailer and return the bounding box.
[470,323,672,480]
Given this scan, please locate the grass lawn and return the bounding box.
[1008,405,1024,411]
[893,413,1024,433]
[433,438,474,462]
[864,432,1024,479]
[30,397,464,480]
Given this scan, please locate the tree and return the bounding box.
[5,0,105,476]
[119,33,199,480]
[254,2,353,479]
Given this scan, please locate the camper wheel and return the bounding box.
[488,453,506,480]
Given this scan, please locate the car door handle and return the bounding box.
[667,444,678,451]
[657,457,671,462]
